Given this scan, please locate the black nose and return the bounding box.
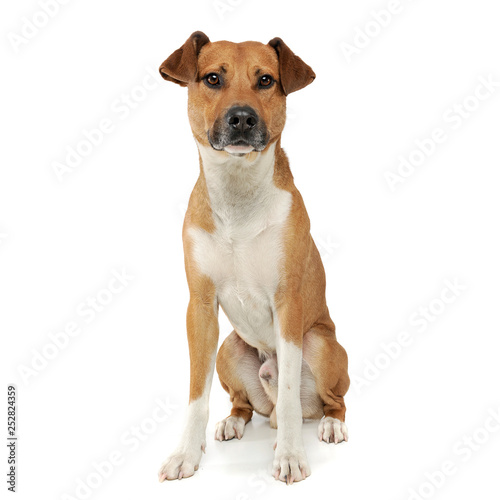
[226,106,258,132]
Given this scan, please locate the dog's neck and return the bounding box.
[196,140,280,222]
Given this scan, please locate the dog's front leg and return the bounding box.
[158,277,219,481]
[272,295,311,484]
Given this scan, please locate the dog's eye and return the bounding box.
[205,73,220,86]
[258,75,274,88]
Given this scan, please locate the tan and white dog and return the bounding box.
[157,31,349,485]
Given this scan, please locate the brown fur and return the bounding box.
[160,32,349,421]
[216,332,260,424]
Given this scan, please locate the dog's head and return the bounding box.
[159,32,315,156]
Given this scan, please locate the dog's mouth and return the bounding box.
[207,128,267,156]
[223,141,255,156]
[207,133,268,156]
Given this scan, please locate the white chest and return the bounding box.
[188,143,292,351]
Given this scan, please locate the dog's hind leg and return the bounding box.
[215,331,274,441]
[302,324,350,444]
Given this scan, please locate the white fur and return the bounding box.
[215,415,246,441]
[189,142,292,353]
[272,335,311,483]
[318,417,349,444]
[158,353,216,481]
[224,144,254,154]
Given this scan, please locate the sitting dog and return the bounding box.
[157,31,349,485]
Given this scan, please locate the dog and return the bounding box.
[157,31,349,484]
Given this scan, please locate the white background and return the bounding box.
[1,0,500,499]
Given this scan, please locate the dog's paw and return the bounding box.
[272,444,310,484]
[318,417,348,444]
[158,447,203,482]
[214,415,246,441]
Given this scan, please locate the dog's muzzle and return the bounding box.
[207,106,269,155]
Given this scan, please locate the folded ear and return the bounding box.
[268,37,315,95]
[159,31,210,86]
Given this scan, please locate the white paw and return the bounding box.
[318,417,348,444]
[158,446,204,482]
[214,415,246,441]
[272,444,311,484]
